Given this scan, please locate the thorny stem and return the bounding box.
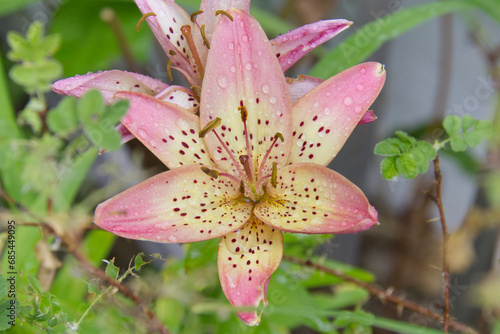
[20,222,170,334]
[284,255,478,334]
[433,156,450,332]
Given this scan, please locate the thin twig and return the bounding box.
[283,255,478,334]
[19,222,170,334]
[433,156,450,332]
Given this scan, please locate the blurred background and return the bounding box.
[0,0,499,333]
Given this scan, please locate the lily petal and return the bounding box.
[218,217,283,326]
[200,9,292,176]
[271,19,351,72]
[95,164,252,243]
[254,163,378,234]
[155,85,200,113]
[197,0,251,43]
[286,75,323,104]
[51,70,167,103]
[359,110,376,125]
[134,0,204,86]
[116,91,215,169]
[288,62,386,166]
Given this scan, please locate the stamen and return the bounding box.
[257,132,283,182]
[240,180,245,194]
[199,117,221,138]
[181,25,205,77]
[201,166,219,178]
[190,9,204,22]
[169,50,177,56]
[239,155,253,181]
[136,12,156,32]
[200,24,210,49]
[271,162,278,188]
[166,59,173,81]
[190,86,201,100]
[215,9,234,21]
[238,105,255,183]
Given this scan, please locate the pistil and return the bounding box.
[181,25,205,78]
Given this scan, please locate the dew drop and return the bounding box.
[65,84,72,91]
[245,62,252,71]
[360,67,367,74]
[354,105,362,114]
[149,139,157,147]
[324,107,331,115]
[269,96,277,104]
[313,102,320,108]
[230,65,236,73]
[356,84,364,91]
[137,128,147,140]
[167,235,178,243]
[257,50,263,56]
[228,42,234,50]
[217,74,228,88]
[262,85,270,94]
[343,97,353,106]
[241,34,248,43]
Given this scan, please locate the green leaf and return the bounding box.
[395,131,417,146]
[184,238,219,271]
[77,90,106,124]
[0,52,20,140]
[0,0,40,17]
[104,259,119,280]
[396,152,418,179]
[461,115,477,131]
[467,0,500,24]
[134,253,146,272]
[310,1,473,78]
[450,136,468,152]
[380,156,398,180]
[474,119,493,139]
[415,141,437,161]
[374,139,401,156]
[87,279,100,295]
[443,115,462,137]
[47,96,79,135]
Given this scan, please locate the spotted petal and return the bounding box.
[51,70,167,103]
[286,75,324,104]
[200,9,292,177]
[218,217,283,326]
[95,165,252,243]
[134,0,205,86]
[271,19,351,72]
[288,62,386,166]
[197,0,251,43]
[155,85,200,113]
[116,91,215,169]
[254,163,378,234]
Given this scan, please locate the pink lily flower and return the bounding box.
[93,8,385,326]
[52,0,354,146]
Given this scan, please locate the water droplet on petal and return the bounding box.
[257,50,263,56]
[241,34,248,43]
[262,85,270,94]
[354,105,362,113]
[230,66,236,73]
[360,67,367,74]
[245,62,252,71]
[167,235,178,243]
[324,107,331,115]
[137,128,147,140]
[269,96,277,104]
[149,139,157,147]
[217,74,228,88]
[356,84,364,91]
[343,97,353,106]
[313,102,320,108]
[228,42,234,50]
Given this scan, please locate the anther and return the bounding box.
[201,166,219,179]
[181,25,205,77]
[240,180,245,194]
[136,12,156,32]
[169,50,177,56]
[166,59,173,81]
[200,24,210,49]
[274,132,284,142]
[238,106,248,122]
[215,9,234,21]
[190,9,204,22]
[199,117,221,138]
[271,162,278,188]
[239,155,253,181]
